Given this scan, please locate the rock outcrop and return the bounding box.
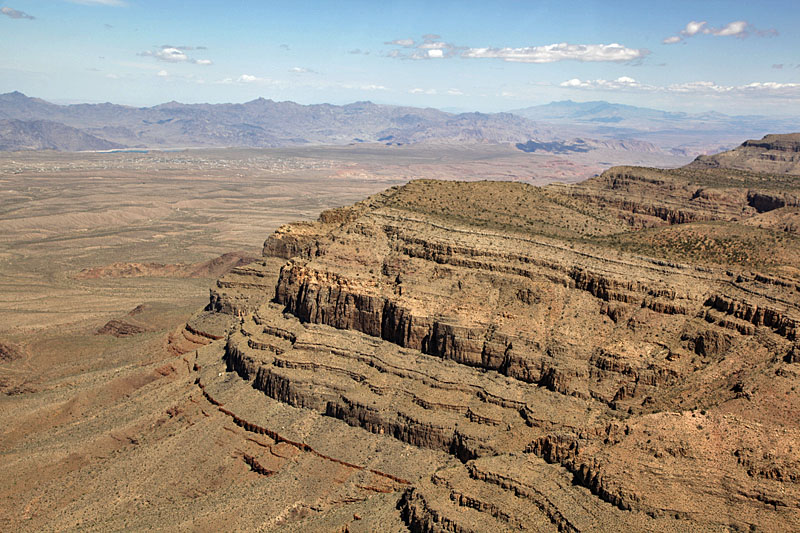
[196,135,800,531]
[76,251,258,279]
[688,133,800,175]
[0,341,25,362]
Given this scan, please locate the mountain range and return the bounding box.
[1,91,796,156]
[0,91,552,151]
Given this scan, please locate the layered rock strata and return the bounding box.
[201,136,800,531]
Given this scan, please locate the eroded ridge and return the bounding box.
[203,146,800,531]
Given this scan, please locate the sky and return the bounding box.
[1,0,799,115]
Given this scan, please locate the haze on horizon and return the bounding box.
[1,0,799,116]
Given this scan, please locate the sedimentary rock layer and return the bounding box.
[201,137,800,531]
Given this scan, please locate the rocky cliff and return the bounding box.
[194,134,800,531]
[688,133,800,175]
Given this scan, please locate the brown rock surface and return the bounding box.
[688,133,800,175]
[201,135,800,530]
[76,251,258,279]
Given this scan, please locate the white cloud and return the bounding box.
[289,67,315,73]
[217,74,269,85]
[560,76,644,89]
[684,21,707,36]
[388,36,646,63]
[1,6,35,19]
[139,46,212,65]
[741,81,800,92]
[385,38,415,47]
[560,76,800,98]
[561,78,585,88]
[462,42,648,63]
[667,81,730,93]
[153,47,188,62]
[157,70,168,77]
[409,88,437,95]
[447,88,464,96]
[663,20,777,44]
[708,20,747,37]
[385,34,461,60]
[418,41,448,50]
[161,44,207,51]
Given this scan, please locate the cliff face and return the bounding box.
[688,133,800,175]
[199,136,800,531]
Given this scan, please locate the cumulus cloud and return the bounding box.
[139,45,212,65]
[157,70,168,77]
[289,67,314,73]
[348,49,368,55]
[667,81,730,93]
[684,21,708,36]
[740,81,800,92]
[386,36,646,63]
[1,7,35,19]
[463,42,648,63]
[708,20,748,37]
[663,20,776,44]
[143,47,188,62]
[385,35,462,59]
[561,76,644,89]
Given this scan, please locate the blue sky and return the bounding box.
[1,0,798,114]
